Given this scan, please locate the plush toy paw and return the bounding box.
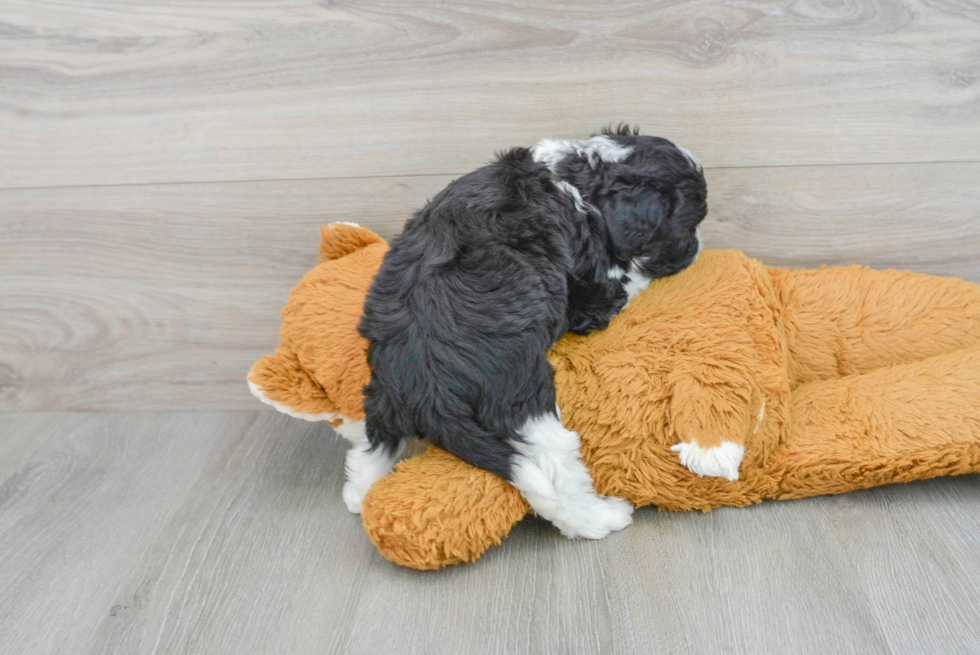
[671,439,745,481]
[553,494,634,539]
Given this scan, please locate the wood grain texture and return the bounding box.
[2,412,979,654]
[600,501,890,655]
[2,162,978,412]
[80,412,375,655]
[0,412,243,655]
[827,478,980,654]
[3,0,980,188]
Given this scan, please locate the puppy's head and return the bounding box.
[535,125,708,279]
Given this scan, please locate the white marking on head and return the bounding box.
[555,180,594,215]
[577,135,634,169]
[509,413,633,539]
[530,138,574,171]
[670,438,744,481]
[675,144,703,172]
[531,135,634,173]
[532,135,634,217]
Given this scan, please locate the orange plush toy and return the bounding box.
[249,223,980,570]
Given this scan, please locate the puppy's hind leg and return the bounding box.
[509,412,633,539]
[338,418,406,514]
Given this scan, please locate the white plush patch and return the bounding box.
[531,135,634,173]
[330,221,362,228]
[247,376,342,423]
[671,439,745,482]
[510,413,633,539]
[753,400,766,434]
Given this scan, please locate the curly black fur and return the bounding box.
[358,128,707,480]
[597,122,642,137]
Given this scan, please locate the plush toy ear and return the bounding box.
[249,222,388,422]
[247,345,344,426]
[361,447,531,570]
[319,222,383,262]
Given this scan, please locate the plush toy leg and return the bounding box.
[771,343,980,499]
[771,265,980,385]
[360,447,530,570]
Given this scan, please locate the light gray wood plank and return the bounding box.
[82,411,374,655]
[0,412,241,655]
[827,478,980,654]
[3,0,980,188]
[707,163,980,277]
[3,412,980,654]
[599,501,891,655]
[2,162,978,412]
[340,521,617,655]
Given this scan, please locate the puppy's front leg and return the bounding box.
[335,420,406,514]
[566,275,629,335]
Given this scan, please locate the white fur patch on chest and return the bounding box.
[622,262,653,302]
[671,438,745,481]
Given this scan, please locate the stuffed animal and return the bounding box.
[249,223,980,570]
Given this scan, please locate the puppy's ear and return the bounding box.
[603,190,669,258]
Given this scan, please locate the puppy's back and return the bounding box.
[358,149,575,475]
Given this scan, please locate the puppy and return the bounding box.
[349,125,707,538]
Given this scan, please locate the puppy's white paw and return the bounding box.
[342,481,366,514]
[597,495,635,533]
[557,494,634,540]
[671,438,744,481]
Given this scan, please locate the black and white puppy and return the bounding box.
[347,126,707,538]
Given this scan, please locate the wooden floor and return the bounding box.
[3,1,980,652]
[3,0,980,411]
[2,411,979,655]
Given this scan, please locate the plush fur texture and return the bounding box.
[354,128,705,538]
[249,225,980,569]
